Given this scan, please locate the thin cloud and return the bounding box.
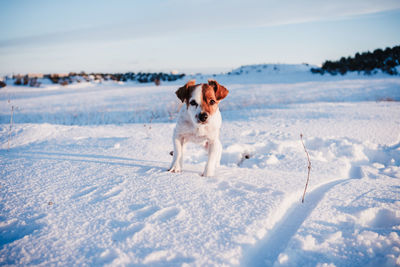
[1,0,399,48]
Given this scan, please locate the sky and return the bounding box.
[0,0,400,75]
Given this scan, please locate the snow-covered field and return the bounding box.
[1,66,400,266]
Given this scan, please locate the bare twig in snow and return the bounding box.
[300,133,311,203]
[237,152,251,167]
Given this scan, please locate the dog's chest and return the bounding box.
[180,124,211,143]
[175,107,221,143]
[195,125,208,137]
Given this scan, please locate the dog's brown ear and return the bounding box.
[176,80,196,103]
[208,80,229,100]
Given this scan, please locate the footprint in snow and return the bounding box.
[108,219,131,229]
[234,181,270,194]
[151,207,182,222]
[217,181,230,191]
[89,187,123,204]
[133,206,161,220]
[217,181,269,194]
[129,205,183,223]
[129,203,147,211]
[71,186,97,199]
[0,214,46,247]
[112,223,145,242]
[358,207,400,228]
[216,181,248,198]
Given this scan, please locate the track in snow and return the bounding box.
[241,178,348,266]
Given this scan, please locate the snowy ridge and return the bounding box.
[192,63,399,85]
[1,72,400,266]
[229,64,313,75]
[1,75,400,126]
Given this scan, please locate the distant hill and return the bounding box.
[188,63,324,84]
[227,63,312,75]
[311,45,400,75]
[3,47,399,89]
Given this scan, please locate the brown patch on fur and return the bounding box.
[175,80,197,105]
[208,80,229,100]
[175,80,229,114]
[201,84,219,115]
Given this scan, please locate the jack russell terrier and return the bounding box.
[168,80,229,177]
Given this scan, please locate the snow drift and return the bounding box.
[1,65,400,266]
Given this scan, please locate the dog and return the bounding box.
[168,79,229,177]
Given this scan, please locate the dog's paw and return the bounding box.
[201,170,215,177]
[168,166,181,173]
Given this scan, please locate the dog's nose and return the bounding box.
[199,112,208,122]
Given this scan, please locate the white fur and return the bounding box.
[169,85,222,177]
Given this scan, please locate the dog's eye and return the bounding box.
[210,100,216,105]
[190,100,198,106]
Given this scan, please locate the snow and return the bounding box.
[1,66,400,266]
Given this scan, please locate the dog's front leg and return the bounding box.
[203,139,222,177]
[169,137,184,173]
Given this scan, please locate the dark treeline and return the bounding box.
[9,71,185,87]
[311,45,400,75]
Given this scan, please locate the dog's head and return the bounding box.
[176,79,229,125]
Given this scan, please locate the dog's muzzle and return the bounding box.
[198,112,208,123]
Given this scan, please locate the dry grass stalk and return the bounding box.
[300,133,311,203]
